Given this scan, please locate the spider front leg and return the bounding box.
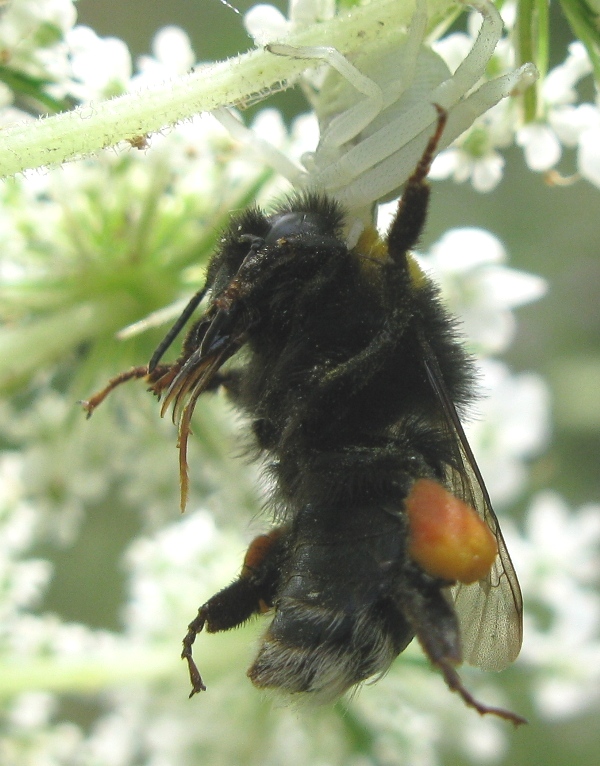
[268,0,427,156]
[211,107,306,187]
[212,0,428,193]
[266,42,386,153]
[431,0,504,109]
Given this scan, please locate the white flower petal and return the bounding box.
[67,26,132,98]
[542,42,592,106]
[428,227,506,272]
[244,4,289,45]
[152,26,195,73]
[289,0,336,26]
[429,148,459,179]
[452,153,475,183]
[517,124,561,171]
[549,104,599,146]
[578,126,600,188]
[471,152,504,192]
[477,266,547,308]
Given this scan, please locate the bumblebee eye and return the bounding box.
[265,212,328,243]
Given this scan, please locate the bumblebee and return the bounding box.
[84,110,524,723]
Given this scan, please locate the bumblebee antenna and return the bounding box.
[148,287,207,372]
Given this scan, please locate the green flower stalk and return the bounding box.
[0,0,455,177]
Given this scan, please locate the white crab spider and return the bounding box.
[215,0,537,227]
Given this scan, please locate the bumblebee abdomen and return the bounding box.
[248,596,410,702]
[247,504,413,701]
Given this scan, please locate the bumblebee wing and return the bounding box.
[419,332,523,671]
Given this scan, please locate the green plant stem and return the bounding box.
[0,0,453,179]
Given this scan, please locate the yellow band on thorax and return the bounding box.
[352,226,430,291]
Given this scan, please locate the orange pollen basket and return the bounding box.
[406,478,498,584]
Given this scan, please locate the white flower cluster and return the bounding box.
[2,456,600,765]
[0,452,126,765]
[517,41,600,187]
[431,4,600,190]
[0,0,200,108]
[508,492,600,719]
[413,228,550,507]
[0,0,76,112]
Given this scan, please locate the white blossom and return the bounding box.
[135,26,196,82]
[466,360,550,506]
[416,227,547,354]
[66,26,132,101]
[508,492,600,718]
[517,42,600,186]
[245,0,336,44]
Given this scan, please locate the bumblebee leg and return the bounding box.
[295,111,449,413]
[148,287,208,372]
[80,365,152,416]
[181,607,209,695]
[386,105,447,258]
[182,526,288,697]
[395,567,526,724]
[435,657,526,725]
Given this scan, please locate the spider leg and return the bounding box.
[308,0,504,191]
[215,0,427,187]
[267,42,384,148]
[211,107,307,186]
[440,62,539,143]
[286,0,427,158]
[331,63,537,210]
[309,92,444,192]
[431,0,504,108]
[304,0,511,205]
